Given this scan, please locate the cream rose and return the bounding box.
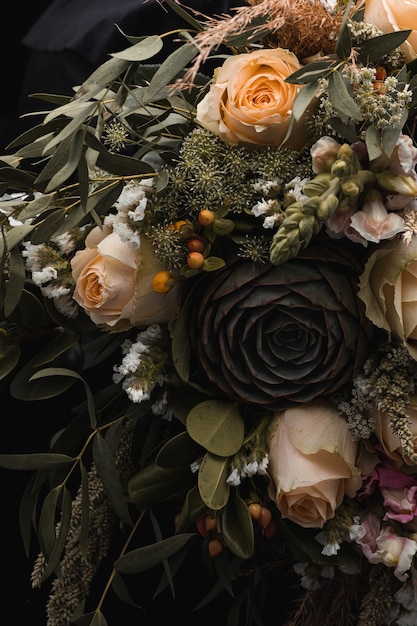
[358,237,417,360]
[196,48,308,149]
[267,400,361,528]
[370,404,417,466]
[364,0,417,63]
[71,226,180,330]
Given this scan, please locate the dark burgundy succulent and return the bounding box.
[181,239,374,410]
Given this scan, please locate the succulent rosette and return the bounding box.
[176,240,374,409]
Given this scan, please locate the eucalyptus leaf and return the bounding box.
[221,493,254,559]
[285,59,334,85]
[328,70,362,121]
[155,431,197,468]
[291,81,319,121]
[144,42,198,103]
[114,533,196,573]
[335,22,352,60]
[30,208,66,243]
[186,400,244,456]
[357,30,412,65]
[111,572,140,608]
[198,452,230,510]
[174,484,206,534]
[128,462,195,507]
[365,125,382,161]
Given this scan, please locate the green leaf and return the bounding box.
[114,533,196,573]
[365,124,382,161]
[0,452,74,470]
[111,35,163,61]
[328,70,362,121]
[144,42,199,103]
[0,224,35,258]
[0,344,20,379]
[32,331,79,367]
[92,433,132,526]
[95,151,155,177]
[155,431,198,468]
[174,485,206,534]
[286,59,334,85]
[335,22,352,60]
[198,452,230,510]
[221,493,254,560]
[30,208,66,244]
[187,400,244,456]
[357,30,412,64]
[291,81,319,121]
[44,130,85,192]
[4,246,26,316]
[38,485,72,582]
[128,462,195,507]
[72,609,109,626]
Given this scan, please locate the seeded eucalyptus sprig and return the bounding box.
[269,143,375,265]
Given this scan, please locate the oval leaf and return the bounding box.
[198,452,230,510]
[187,400,244,456]
[221,493,254,559]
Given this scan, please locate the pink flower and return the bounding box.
[310,136,341,174]
[368,527,417,581]
[353,512,382,559]
[381,486,417,524]
[350,189,405,244]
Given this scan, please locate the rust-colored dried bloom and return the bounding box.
[184,239,374,410]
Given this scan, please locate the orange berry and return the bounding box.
[204,515,217,532]
[375,66,387,81]
[198,209,215,226]
[248,502,262,521]
[373,80,387,94]
[151,270,175,294]
[174,220,188,231]
[257,506,272,529]
[187,237,205,253]
[208,539,223,557]
[186,251,205,269]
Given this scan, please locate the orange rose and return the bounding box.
[267,400,361,528]
[71,226,180,330]
[364,0,417,63]
[196,48,307,149]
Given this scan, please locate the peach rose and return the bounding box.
[358,237,417,360]
[196,48,308,149]
[364,0,417,63]
[71,226,180,330]
[267,400,361,528]
[370,404,417,466]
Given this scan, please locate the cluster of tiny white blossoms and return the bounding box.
[112,324,167,403]
[21,238,79,318]
[250,176,310,229]
[109,178,154,248]
[226,455,269,487]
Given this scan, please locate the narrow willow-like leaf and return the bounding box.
[357,30,411,65]
[291,81,319,121]
[198,452,230,510]
[38,485,72,582]
[30,368,97,427]
[0,452,74,470]
[0,166,36,189]
[15,192,54,221]
[221,493,254,560]
[95,151,155,177]
[114,533,196,573]
[111,572,139,608]
[328,71,362,121]
[163,0,205,31]
[285,59,334,85]
[186,400,244,456]
[335,22,352,60]
[4,246,25,316]
[30,208,66,244]
[0,224,35,258]
[19,473,44,556]
[365,124,382,161]
[144,42,198,103]
[32,331,79,367]
[72,609,109,626]
[78,462,90,560]
[150,509,175,597]
[174,485,206,534]
[111,35,163,61]
[92,433,132,526]
[0,344,20,379]
[43,101,98,154]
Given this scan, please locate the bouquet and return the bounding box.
[3,0,417,624]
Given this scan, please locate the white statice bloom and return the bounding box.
[252,178,281,196]
[285,176,310,202]
[315,530,341,557]
[190,460,200,474]
[251,198,273,217]
[21,241,45,272]
[32,266,57,286]
[242,461,259,477]
[151,390,174,421]
[263,214,281,229]
[53,294,79,319]
[103,213,141,249]
[226,468,241,486]
[54,230,79,255]
[293,563,321,591]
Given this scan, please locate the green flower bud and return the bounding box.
[376,171,417,196]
